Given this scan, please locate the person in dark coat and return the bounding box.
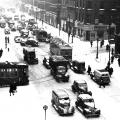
[118,58,120,67]
[111,55,114,63]
[9,84,14,96]
[111,48,114,55]
[90,41,93,47]
[108,67,113,77]
[87,65,91,75]
[0,48,3,57]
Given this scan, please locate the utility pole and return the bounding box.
[68,14,70,43]
[108,16,112,63]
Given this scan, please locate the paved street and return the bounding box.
[0,8,119,120]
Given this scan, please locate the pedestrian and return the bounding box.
[111,55,114,63]
[111,48,114,55]
[108,67,113,77]
[90,41,93,47]
[87,65,91,75]
[0,48,3,57]
[100,40,103,48]
[90,72,94,79]
[118,58,120,66]
[7,36,9,43]
[9,84,14,96]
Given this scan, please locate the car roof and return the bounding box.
[74,79,87,84]
[78,94,93,100]
[53,89,69,98]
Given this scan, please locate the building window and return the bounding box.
[86,0,92,9]
[100,1,104,9]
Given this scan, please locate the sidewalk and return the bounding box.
[0,84,43,120]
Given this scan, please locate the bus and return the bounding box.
[0,61,29,87]
[50,37,72,60]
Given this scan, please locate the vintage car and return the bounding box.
[4,28,10,34]
[20,29,29,38]
[14,36,22,43]
[23,48,38,64]
[20,38,27,46]
[70,60,86,73]
[8,20,15,28]
[17,25,24,32]
[71,79,92,96]
[90,69,110,88]
[14,15,19,21]
[11,25,16,31]
[43,56,50,69]
[51,89,75,115]
[36,30,50,43]
[27,24,34,31]
[25,40,39,47]
[75,94,100,118]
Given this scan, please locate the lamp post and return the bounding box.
[43,105,48,120]
[96,37,99,59]
[68,14,70,43]
[108,23,111,63]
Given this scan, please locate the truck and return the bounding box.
[50,37,72,61]
[51,89,75,115]
[36,29,49,42]
[23,47,38,65]
[49,55,69,82]
[91,69,110,87]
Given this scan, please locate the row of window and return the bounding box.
[0,68,27,77]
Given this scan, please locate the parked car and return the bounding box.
[4,28,10,34]
[14,36,22,43]
[25,40,39,47]
[11,25,16,31]
[75,94,100,118]
[20,29,29,38]
[43,56,50,69]
[20,38,27,46]
[14,15,19,21]
[27,24,33,31]
[51,89,75,115]
[17,25,24,32]
[90,69,110,87]
[70,60,86,73]
[71,79,92,96]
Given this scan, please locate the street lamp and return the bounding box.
[43,105,48,120]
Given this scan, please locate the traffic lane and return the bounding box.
[32,71,106,120]
[78,73,120,120]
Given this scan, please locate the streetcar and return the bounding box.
[0,61,29,87]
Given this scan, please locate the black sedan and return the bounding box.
[14,36,22,43]
[25,40,39,47]
[4,28,10,34]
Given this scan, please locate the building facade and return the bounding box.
[20,0,120,40]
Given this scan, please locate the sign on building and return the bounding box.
[94,25,107,31]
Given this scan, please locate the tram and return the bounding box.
[0,61,29,87]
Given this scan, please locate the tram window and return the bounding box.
[0,69,4,77]
[14,68,18,76]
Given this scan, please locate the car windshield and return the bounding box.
[84,99,95,108]
[84,98,94,102]
[59,97,70,105]
[57,66,66,73]
[78,83,87,90]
